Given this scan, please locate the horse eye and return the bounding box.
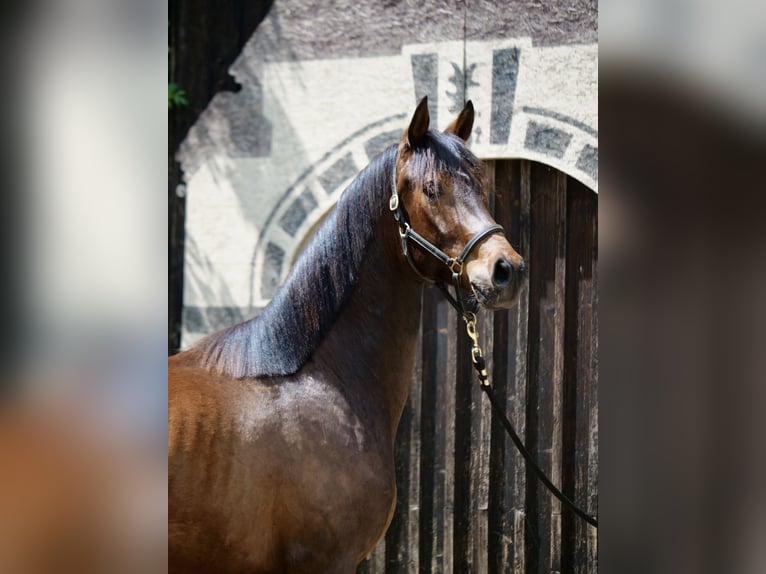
[423,181,440,201]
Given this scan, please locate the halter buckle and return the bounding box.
[463,312,478,343]
[389,194,399,212]
[448,258,463,275]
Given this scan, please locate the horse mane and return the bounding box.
[192,131,484,379]
[192,145,395,378]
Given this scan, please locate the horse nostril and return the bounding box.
[492,258,512,288]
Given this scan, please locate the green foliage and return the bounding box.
[168,83,188,109]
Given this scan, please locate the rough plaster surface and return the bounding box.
[244,0,597,63]
[178,1,597,343]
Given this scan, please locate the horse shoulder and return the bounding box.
[168,353,226,455]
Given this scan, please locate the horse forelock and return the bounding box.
[193,145,398,379]
[407,130,487,200]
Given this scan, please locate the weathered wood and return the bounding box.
[581,179,598,574]
[385,399,411,571]
[360,540,386,574]
[561,176,579,572]
[513,161,533,574]
[418,286,440,574]
[407,328,423,573]
[471,302,493,574]
[525,163,567,573]
[561,177,598,573]
[469,159,496,574]
[489,158,524,573]
[550,170,568,574]
[385,324,422,572]
[368,311,426,574]
[488,297,511,574]
[441,295,457,573]
[453,307,474,572]
[586,188,599,574]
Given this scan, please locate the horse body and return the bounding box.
[169,98,524,573]
[170,236,421,573]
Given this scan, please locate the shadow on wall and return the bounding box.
[180,93,316,340]
[169,0,275,354]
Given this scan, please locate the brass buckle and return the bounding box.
[463,312,478,345]
[463,312,490,386]
[448,258,463,275]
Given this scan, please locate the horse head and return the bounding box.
[393,97,525,310]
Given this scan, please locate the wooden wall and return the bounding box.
[357,159,598,574]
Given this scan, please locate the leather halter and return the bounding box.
[389,155,504,314]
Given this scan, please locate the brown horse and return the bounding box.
[169,98,525,573]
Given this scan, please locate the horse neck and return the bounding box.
[312,210,423,439]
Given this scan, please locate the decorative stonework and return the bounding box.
[179,37,596,344]
[252,115,406,305]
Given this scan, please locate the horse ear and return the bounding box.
[407,96,430,148]
[444,100,474,141]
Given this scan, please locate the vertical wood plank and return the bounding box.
[550,169,567,574]
[471,303,493,574]
[467,160,496,574]
[561,178,598,573]
[453,309,474,572]
[524,161,542,574]
[452,162,498,571]
[438,294,456,573]
[513,160,532,574]
[586,192,599,574]
[357,538,386,574]
[423,286,455,573]
[489,159,522,573]
[419,285,440,574]
[407,328,423,573]
[525,163,567,574]
[561,177,579,573]
[385,388,413,571]
[489,297,510,574]
[384,319,423,572]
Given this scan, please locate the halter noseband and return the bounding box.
[389,155,505,314]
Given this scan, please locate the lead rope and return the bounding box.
[462,313,599,528]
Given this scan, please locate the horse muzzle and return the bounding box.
[466,243,525,310]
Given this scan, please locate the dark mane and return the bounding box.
[194,145,397,378]
[192,130,482,378]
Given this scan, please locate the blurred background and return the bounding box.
[0,0,763,572]
[599,0,765,572]
[0,0,167,572]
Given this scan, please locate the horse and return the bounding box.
[168,97,525,573]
